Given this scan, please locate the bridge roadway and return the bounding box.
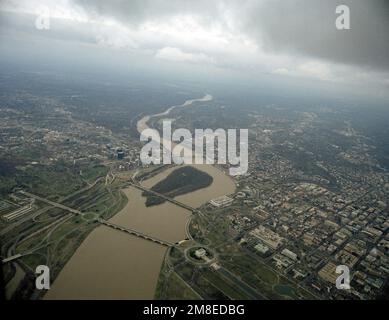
[127,181,200,214]
[2,191,176,264]
[19,191,83,215]
[2,220,175,265]
[97,219,175,247]
[2,244,49,264]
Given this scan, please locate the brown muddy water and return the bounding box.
[46,94,235,299]
[45,164,235,299]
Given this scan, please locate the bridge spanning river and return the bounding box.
[3,181,201,263]
[2,189,179,264]
[97,219,175,247]
[127,181,201,214]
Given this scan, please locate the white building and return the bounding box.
[281,248,298,261]
[210,195,233,207]
[195,248,207,259]
[254,243,269,254]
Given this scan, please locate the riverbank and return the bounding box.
[45,94,235,299]
[45,163,234,299]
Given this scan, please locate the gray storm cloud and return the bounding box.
[73,0,223,25]
[73,0,389,72]
[1,0,388,94]
[242,0,389,71]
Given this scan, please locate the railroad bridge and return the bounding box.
[127,181,199,213]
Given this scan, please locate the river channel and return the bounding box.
[46,95,235,299]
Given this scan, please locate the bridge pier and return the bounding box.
[98,219,174,247]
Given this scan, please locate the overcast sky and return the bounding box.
[1,0,388,98]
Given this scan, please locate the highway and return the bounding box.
[2,244,49,264]
[19,191,83,215]
[2,190,177,264]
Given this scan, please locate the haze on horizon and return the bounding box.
[0,0,388,101]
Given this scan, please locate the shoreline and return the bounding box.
[45,95,236,299]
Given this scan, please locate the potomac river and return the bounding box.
[46,95,235,299]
